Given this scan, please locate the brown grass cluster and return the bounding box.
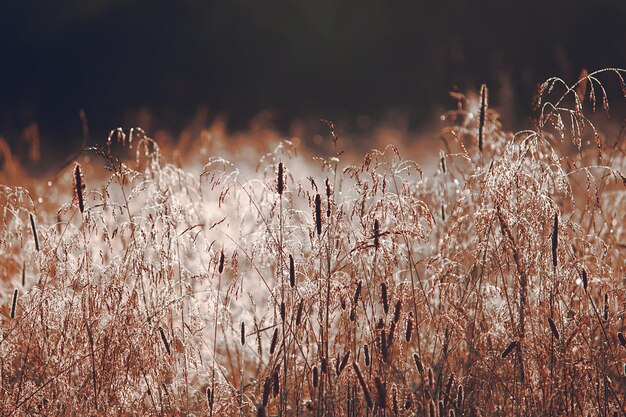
[0,69,625,416]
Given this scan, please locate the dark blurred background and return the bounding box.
[1,0,625,159]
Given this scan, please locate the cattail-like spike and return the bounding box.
[21,261,26,287]
[445,373,454,406]
[381,330,389,362]
[325,178,332,217]
[478,84,488,152]
[269,328,278,355]
[392,386,399,416]
[289,254,295,287]
[262,377,271,406]
[551,213,558,268]
[352,362,373,409]
[548,317,560,339]
[581,268,588,290]
[428,399,436,417]
[295,299,304,326]
[338,351,350,375]
[381,282,388,314]
[387,321,396,347]
[272,368,280,398]
[218,250,225,274]
[501,341,517,358]
[206,387,214,410]
[373,219,380,250]
[314,194,322,235]
[364,344,370,367]
[241,322,246,346]
[404,392,413,411]
[10,288,18,319]
[280,302,285,322]
[456,385,464,408]
[74,163,85,214]
[427,367,434,390]
[257,405,266,417]
[393,300,401,324]
[312,365,319,388]
[439,400,445,417]
[440,150,446,174]
[354,281,362,304]
[321,357,328,373]
[413,353,424,374]
[374,377,386,409]
[277,162,284,195]
[30,213,39,251]
[405,314,413,343]
[159,327,171,355]
[603,293,609,321]
[618,332,626,347]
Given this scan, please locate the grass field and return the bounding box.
[1,69,625,416]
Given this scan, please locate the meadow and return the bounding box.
[1,69,625,416]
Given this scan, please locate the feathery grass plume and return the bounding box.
[262,377,271,406]
[312,366,319,388]
[413,353,424,374]
[603,293,609,321]
[501,341,517,358]
[29,213,39,251]
[295,299,304,326]
[289,254,295,287]
[457,385,464,408]
[364,344,370,367]
[547,317,560,339]
[352,362,373,409]
[10,288,18,319]
[354,281,362,304]
[618,332,626,347]
[276,161,284,195]
[338,351,350,375]
[272,368,280,398]
[581,268,588,290]
[241,322,246,346]
[218,250,225,274]
[374,377,386,409]
[478,84,488,152]
[373,219,380,250]
[159,327,171,355]
[393,300,401,323]
[381,282,389,314]
[269,328,278,355]
[551,213,558,268]
[314,193,322,235]
[74,163,85,214]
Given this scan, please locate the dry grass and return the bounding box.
[1,69,625,416]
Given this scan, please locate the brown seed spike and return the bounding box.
[241,322,246,346]
[159,327,171,355]
[501,341,517,358]
[374,377,386,409]
[289,254,295,287]
[269,328,278,355]
[272,369,280,398]
[218,250,225,274]
[277,162,284,195]
[10,288,18,319]
[413,353,424,374]
[352,362,373,409]
[295,299,304,326]
[393,300,401,324]
[354,281,362,304]
[364,344,370,367]
[581,268,588,290]
[478,84,488,152]
[381,282,388,315]
[603,293,609,321]
[312,365,319,388]
[262,377,271,406]
[74,163,85,214]
[405,315,413,343]
[548,317,560,339]
[338,351,350,375]
[314,194,322,236]
[617,332,626,347]
[29,213,39,252]
[551,213,558,268]
[373,219,380,250]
